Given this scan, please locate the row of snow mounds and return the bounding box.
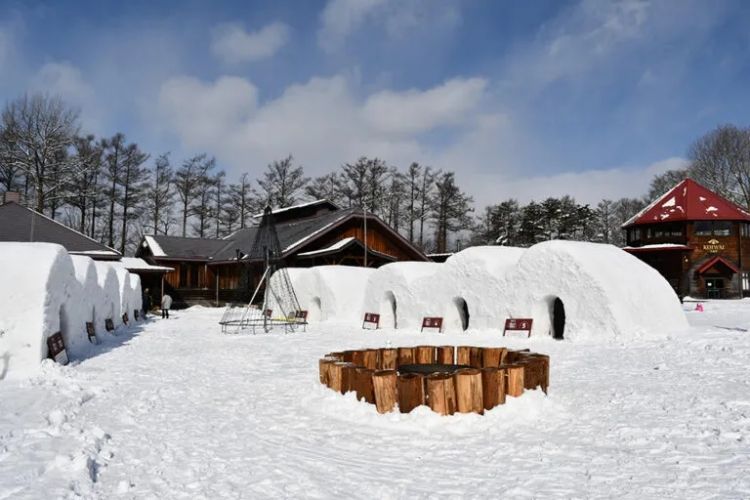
[267,266,375,323]
[274,240,688,340]
[0,243,143,380]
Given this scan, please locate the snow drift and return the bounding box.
[70,255,103,348]
[0,243,80,379]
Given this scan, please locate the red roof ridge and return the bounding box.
[623,177,750,228]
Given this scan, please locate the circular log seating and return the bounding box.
[318,346,549,415]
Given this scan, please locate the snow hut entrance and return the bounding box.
[310,297,322,322]
[454,297,469,331]
[381,291,397,328]
[552,297,565,340]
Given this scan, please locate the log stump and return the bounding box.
[354,367,375,403]
[481,347,505,368]
[379,348,398,370]
[481,367,506,410]
[373,370,398,414]
[342,364,358,393]
[416,345,436,364]
[398,346,416,365]
[436,345,454,364]
[319,358,336,386]
[454,368,484,414]
[352,350,366,368]
[329,362,355,394]
[426,373,457,416]
[342,350,355,362]
[326,352,345,361]
[469,347,483,368]
[506,364,525,397]
[456,346,471,365]
[397,373,425,413]
[363,349,379,370]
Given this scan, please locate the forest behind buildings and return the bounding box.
[2,93,750,255]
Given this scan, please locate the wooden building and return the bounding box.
[623,179,750,299]
[136,200,428,307]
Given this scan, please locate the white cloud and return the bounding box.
[158,73,492,177]
[30,62,99,130]
[363,78,487,135]
[463,157,689,208]
[318,0,460,52]
[211,22,290,64]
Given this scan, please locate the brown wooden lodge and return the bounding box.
[136,200,427,308]
[623,179,750,299]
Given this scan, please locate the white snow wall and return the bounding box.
[267,266,375,324]
[70,255,103,349]
[129,274,143,319]
[0,243,81,379]
[93,262,121,330]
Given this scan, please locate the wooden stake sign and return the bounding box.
[122,312,129,325]
[421,317,444,333]
[362,312,380,330]
[503,318,533,338]
[105,318,115,332]
[46,332,69,365]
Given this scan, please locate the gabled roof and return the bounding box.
[623,178,750,228]
[696,255,739,275]
[0,202,120,258]
[251,199,340,219]
[139,207,427,263]
[141,234,228,260]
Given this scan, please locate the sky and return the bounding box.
[1,0,749,208]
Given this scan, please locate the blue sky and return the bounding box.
[1,0,749,206]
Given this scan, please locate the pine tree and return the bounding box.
[258,155,308,208]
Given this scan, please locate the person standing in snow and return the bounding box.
[161,293,172,319]
[142,288,152,318]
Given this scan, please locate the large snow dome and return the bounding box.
[361,262,444,330]
[504,240,688,340]
[412,246,527,333]
[69,255,102,351]
[268,266,375,323]
[128,273,143,319]
[0,243,78,379]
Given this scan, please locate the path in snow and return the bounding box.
[2,303,750,498]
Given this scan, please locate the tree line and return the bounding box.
[1,92,746,255]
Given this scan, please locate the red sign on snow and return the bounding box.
[362,312,380,329]
[421,317,443,333]
[503,318,533,338]
[47,332,69,365]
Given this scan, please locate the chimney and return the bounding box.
[2,192,21,204]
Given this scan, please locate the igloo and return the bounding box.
[70,255,103,348]
[503,240,688,340]
[94,261,122,331]
[0,243,81,379]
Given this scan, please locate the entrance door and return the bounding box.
[706,278,724,299]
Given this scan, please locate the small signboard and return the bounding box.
[264,309,273,318]
[294,310,308,321]
[134,309,140,321]
[421,317,443,333]
[122,312,129,325]
[85,322,98,344]
[105,318,115,332]
[362,312,380,330]
[503,318,533,338]
[47,332,69,365]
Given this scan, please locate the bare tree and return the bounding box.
[340,157,390,215]
[229,173,256,230]
[418,166,438,249]
[102,133,127,247]
[118,142,149,253]
[65,135,103,233]
[305,172,343,205]
[0,94,80,212]
[430,172,473,253]
[258,155,309,208]
[174,154,207,237]
[145,153,174,235]
[689,125,750,209]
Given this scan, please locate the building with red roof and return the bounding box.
[622,178,750,299]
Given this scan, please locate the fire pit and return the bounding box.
[318,345,549,416]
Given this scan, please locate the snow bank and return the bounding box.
[128,274,143,320]
[93,262,121,331]
[69,255,103,350]
[0,243,80,379]
[106,264,132,327]
[503,240,688,340]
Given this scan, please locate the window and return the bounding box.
[694,221,712,236]
[742,223,750,238]
[743,272,750,292]
[713,221,731,236]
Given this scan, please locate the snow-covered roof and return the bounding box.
[251,199,340,219]
[622,244,692,252]
[297,237,357,257]
[144,235,166,257]
[623,178,750,228]
[116,257,174,272]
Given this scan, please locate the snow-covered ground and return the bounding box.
[2,301,750,499]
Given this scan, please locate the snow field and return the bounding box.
[278,241,687,340]
[0,243,142,379]
[1,303,748,498]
